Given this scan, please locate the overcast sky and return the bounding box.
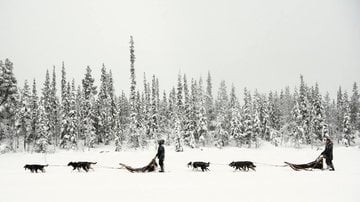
[0,0,359,99]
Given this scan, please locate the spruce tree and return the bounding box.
[205,71,215,131]
[129,36,140,148]
[350,82,359,130]
[0,59,18,148]
[60,81,71,148]
[34,99,49,152]
[61,62,67,102]
[16,80,32,151]
[214,80,229,147]
[336,86,344,134]
[50,67,60,146]
[311,83,325,142]
[81,66,97,148]
[242,88,253,148]
[41,70,53,147]
[96,64,112,145]
[29,79,39,149]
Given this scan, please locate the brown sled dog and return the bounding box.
[119,158,158,173]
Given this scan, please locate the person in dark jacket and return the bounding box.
[156,139,165,172]
[321,137,335,171]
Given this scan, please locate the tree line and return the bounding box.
[1,37,359,152]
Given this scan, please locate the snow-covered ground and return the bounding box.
[1,144,359,202]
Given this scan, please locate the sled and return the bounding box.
[285,156,323,171]
[119,158,158,173]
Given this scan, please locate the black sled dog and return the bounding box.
[187,161,210,172]
[229,161,256,171]
[67,161,97,172]
[24,164,48,173]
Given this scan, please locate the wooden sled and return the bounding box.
[285,156,323,171]
[119,158,158,173]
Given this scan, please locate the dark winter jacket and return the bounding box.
[321,139,333,160]
[156,144,165,161]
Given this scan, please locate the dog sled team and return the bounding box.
[24,137,335,173]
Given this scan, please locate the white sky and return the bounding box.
[0,0,359,99]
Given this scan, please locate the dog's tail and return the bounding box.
[44,164,49,167]
[91,162,97,165]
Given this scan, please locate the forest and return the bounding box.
[0,37,359,153]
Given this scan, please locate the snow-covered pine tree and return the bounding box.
[230,104,242,147]
[229,84,241,146]
[16,80,32,151]
[59,82,78,149]
[298,75,311,144]
[323,92,337,137]
[336,86,344,135]
[81,66,97,148]
[252,110,261,148]
[67,80,79,149]
[205,71,215,131]
[129,36,140,148]
[174,73,185,149]
[142,74,151,138]
[214,80,229,148]
[350,82,359,130]
[136,90,147,147]
[252,91,263,147]
[159,91,169,140]
[29,79,39,149]
[342,92,354,146]
[156,78,160,111]
[279,86,294,126]
[107,70,117,144]
[61,62,67,102]
[96,64,112,145]
[182,75,195,147]
[149,75,159,140]
[311,83,326,143]
[34,99,49,152]
[291,101,303,148]
[188,78,198,146]
[242,88,253,148]
[196,77,207,146]
[259,95,271,142]
[115,91,129,151]
[75,85,84,144]
[168,87,178,145]
[0,59,18,149]
[50,67,61,146]
[174,115,184,152]
[41,70,53,147]
[60,81,71,149]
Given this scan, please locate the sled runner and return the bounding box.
[285,156,323,171]
[119,158,158,173]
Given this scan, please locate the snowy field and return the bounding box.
[1,144,359,202]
